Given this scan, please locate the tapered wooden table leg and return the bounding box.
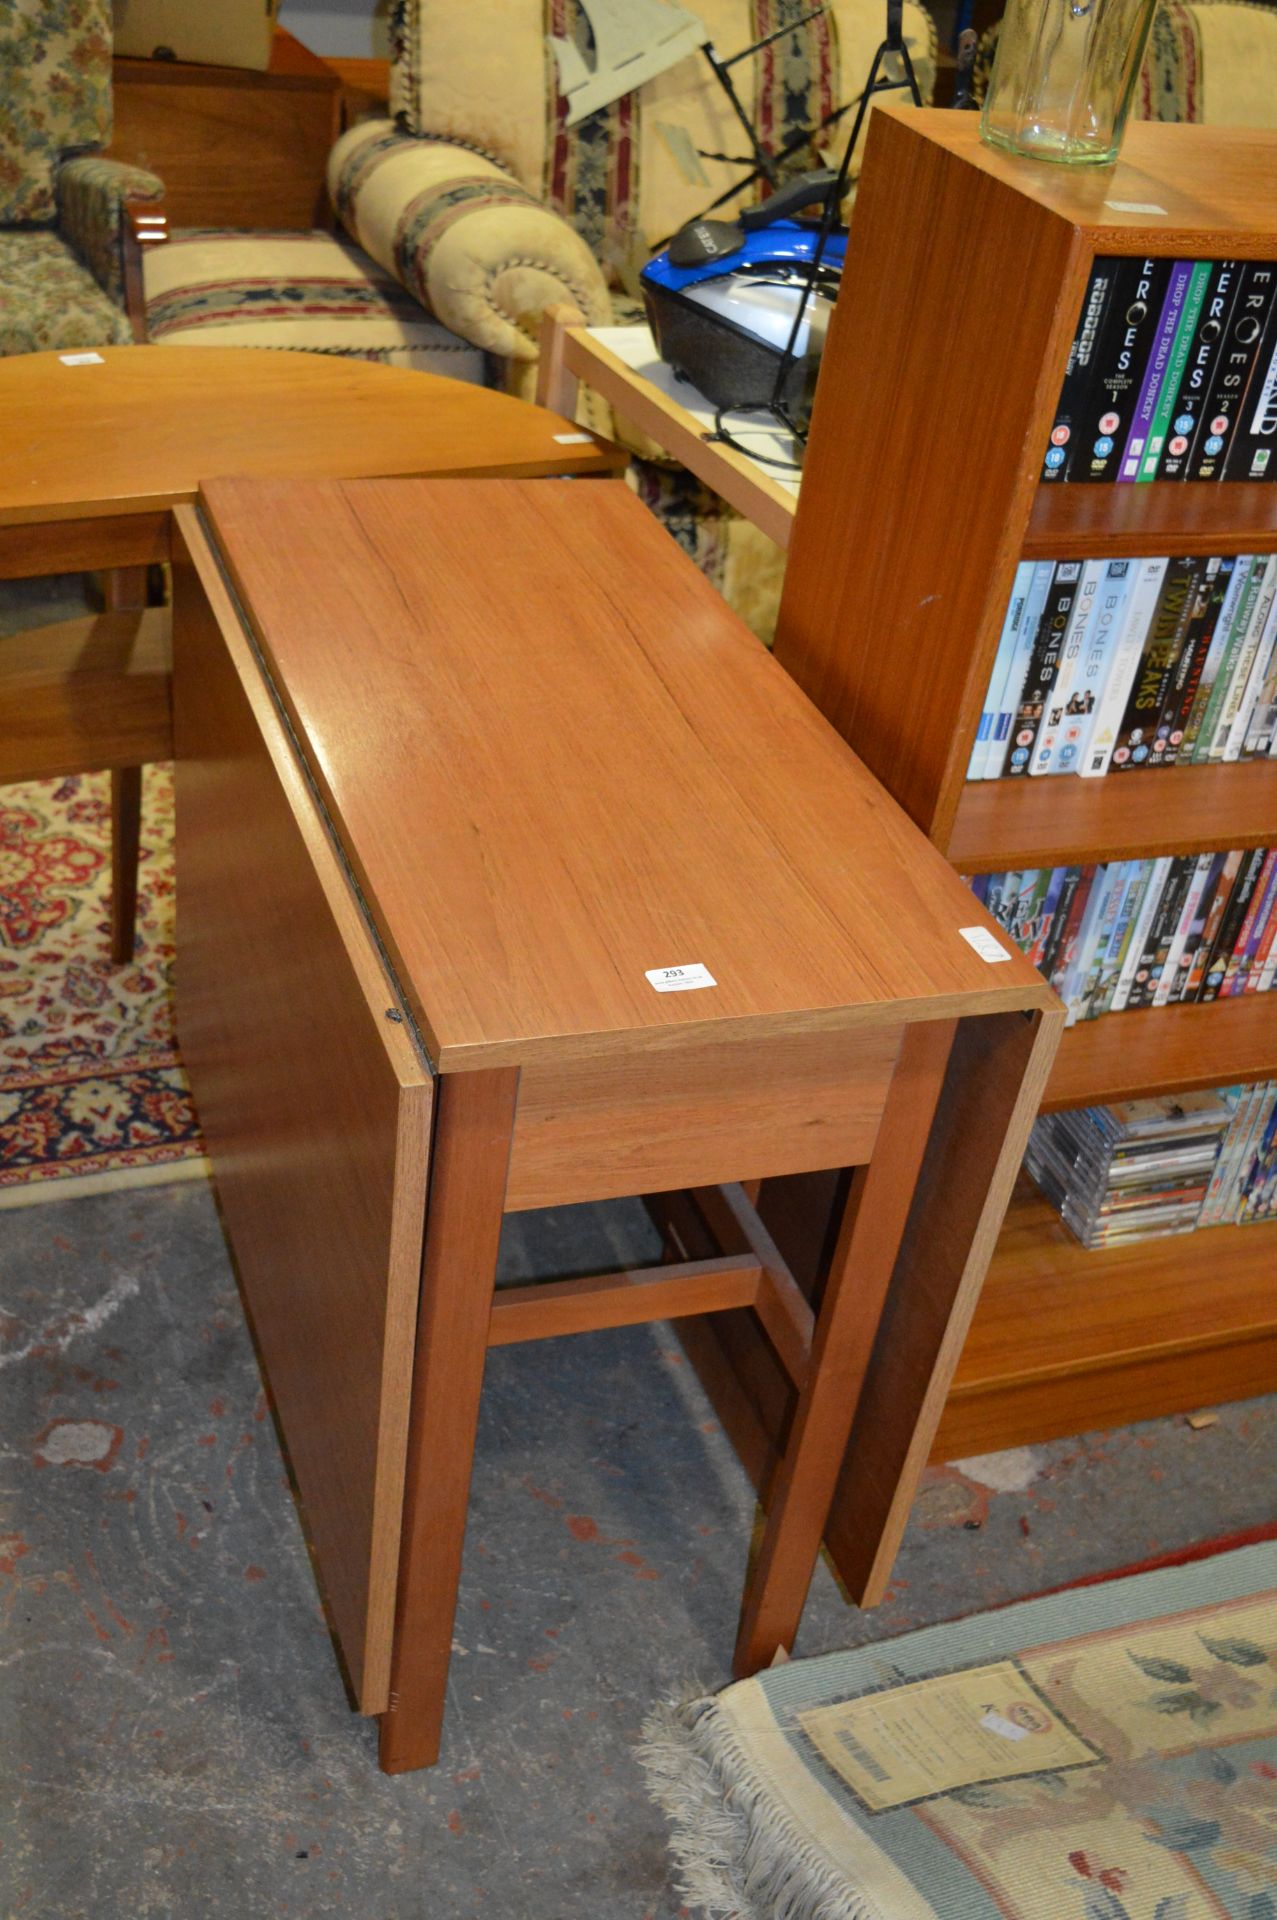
[733,1019,957,1677]
[109,765,143,966]
[379,1067,520,1775]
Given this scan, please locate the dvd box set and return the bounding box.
[970,846,1277,1024]
[969,552,1277,779]
[1042,257,1277,485]
[1026,1082,1277,1246]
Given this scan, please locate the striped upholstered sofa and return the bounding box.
[143,0,936,638]
[144,0,1277,638]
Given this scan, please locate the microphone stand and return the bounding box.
[708,0,924,466]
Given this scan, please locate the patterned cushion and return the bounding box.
[143,229,489,381]
[328,123,613,362]
[0,0,113,226]
[0,229,131,355]
[388,0,936,286]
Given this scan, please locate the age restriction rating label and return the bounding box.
[645,963,717,993]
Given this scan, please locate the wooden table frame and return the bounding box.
[171,476,1060,1775]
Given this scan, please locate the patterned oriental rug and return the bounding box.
[0,767,205,1207]
[643,1541,1277,1920]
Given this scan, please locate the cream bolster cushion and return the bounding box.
[328,122,613,361]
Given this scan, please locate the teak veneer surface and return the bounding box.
[172,519,433,1715]
[0,606,171,781]
[894,112,1277,252]
[950,760,1277,869]
[0,349,621,527]
[1027,481,1277,558]
[773,107,1277,1456]
[199,475,1052,1072]
[1043,993,1277,1110]
[932,1181,1277,1456]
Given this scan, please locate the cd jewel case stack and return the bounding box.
[1025,1091,1242,1248]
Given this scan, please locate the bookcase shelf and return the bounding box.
[1044,993,1277,1110]
[1026,482,1277,560]
[774,107,1277,1455]
[950,761,1277,870]
[933,1180,1277,1459]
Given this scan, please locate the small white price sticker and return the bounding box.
[553,432,593,444]
[59,351,104,366]
[1105,199,1168,216]
[959,925,1013,964]
[645,962,717,993]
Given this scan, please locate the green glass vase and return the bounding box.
[980,0,1159,166]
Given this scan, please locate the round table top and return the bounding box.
[0,345,621,526]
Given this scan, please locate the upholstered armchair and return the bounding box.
[0,0,165,356]
[0,0,166,967]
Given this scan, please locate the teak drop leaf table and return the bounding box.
[172,473,1062,1773]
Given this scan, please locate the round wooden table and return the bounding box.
[0,346,623,957]
[0,345,621,557]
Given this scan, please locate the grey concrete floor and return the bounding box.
[2,1176,1275,1919]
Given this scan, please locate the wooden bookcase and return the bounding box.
[774,106,1277,1461]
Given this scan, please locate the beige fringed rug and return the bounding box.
[642,1541,1277,1920]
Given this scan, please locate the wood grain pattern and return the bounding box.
[0,512,171,576]
[684,1182,814,1389]
[1044,994,1277,1110]
[774,105,1277,1456]
[110,29,340,230]
[487,1256,764,1346]
[0,608,171,781]
[183,454,1058,1768]
[544,315,798,550]
[645,1188,792,1498]
[824,1006,1062,1604]
[1027,480,1277,558]
[0,350,621,531]
[934,1179,1277,1457]
[949,760,1277,870]
[201,474,1052,1077]
[506,1023,901,1210]
[734,1019,956,1675]
[903,113,1277,254]
[171,510,433,1715]
[775,106,1088,850]
[380,1068,519,1775]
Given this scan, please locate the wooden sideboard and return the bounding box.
[109,29,341,230]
